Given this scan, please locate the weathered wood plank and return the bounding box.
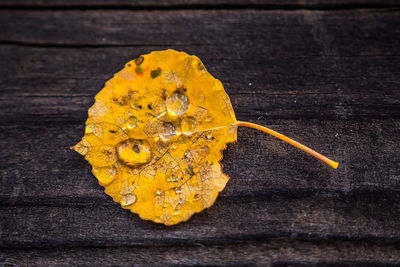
[1,120,399,204]
[0,0,399,8]
[1,46,399,123]
[1,9,400,47]
[1,240,400,266]
[2,192,400,247]
[1,10,399,123]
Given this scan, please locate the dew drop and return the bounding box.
[121,194,137,206]
[181,116,197,135]
[176,187,182,194]
[166,92,189,116]
[144,119,177,140]
[117,139,152,167]
[156,189,163,195]
[126,116,138,129]
[159,122,177,140]
[173,209,180,216]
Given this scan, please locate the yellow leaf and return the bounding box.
[72,49,338,225]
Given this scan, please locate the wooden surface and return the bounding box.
[1,0,399,8]
[1,1,400,266]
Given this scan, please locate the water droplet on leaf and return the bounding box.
[121,194,137,206]
[117,139,152,167]
[158,122,177,140]
[181,116,197,135]
[126,116,138,129]
[166,91,189,116]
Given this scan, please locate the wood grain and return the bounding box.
[1,120,399,203]
[0,45,400,124]
[1,240,400,266]
[0,6,399,266]
[0,0,399,8]
[0,10,399,124]
[2,193,400,247]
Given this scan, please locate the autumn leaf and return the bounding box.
[72,49,338,225]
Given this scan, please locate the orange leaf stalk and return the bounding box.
[237,121,339,169]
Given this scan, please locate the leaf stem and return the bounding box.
[237,121,339,169]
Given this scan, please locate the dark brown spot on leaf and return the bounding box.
[132,143,140,153]
[135,56,144,65]
[151,68,162,79]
